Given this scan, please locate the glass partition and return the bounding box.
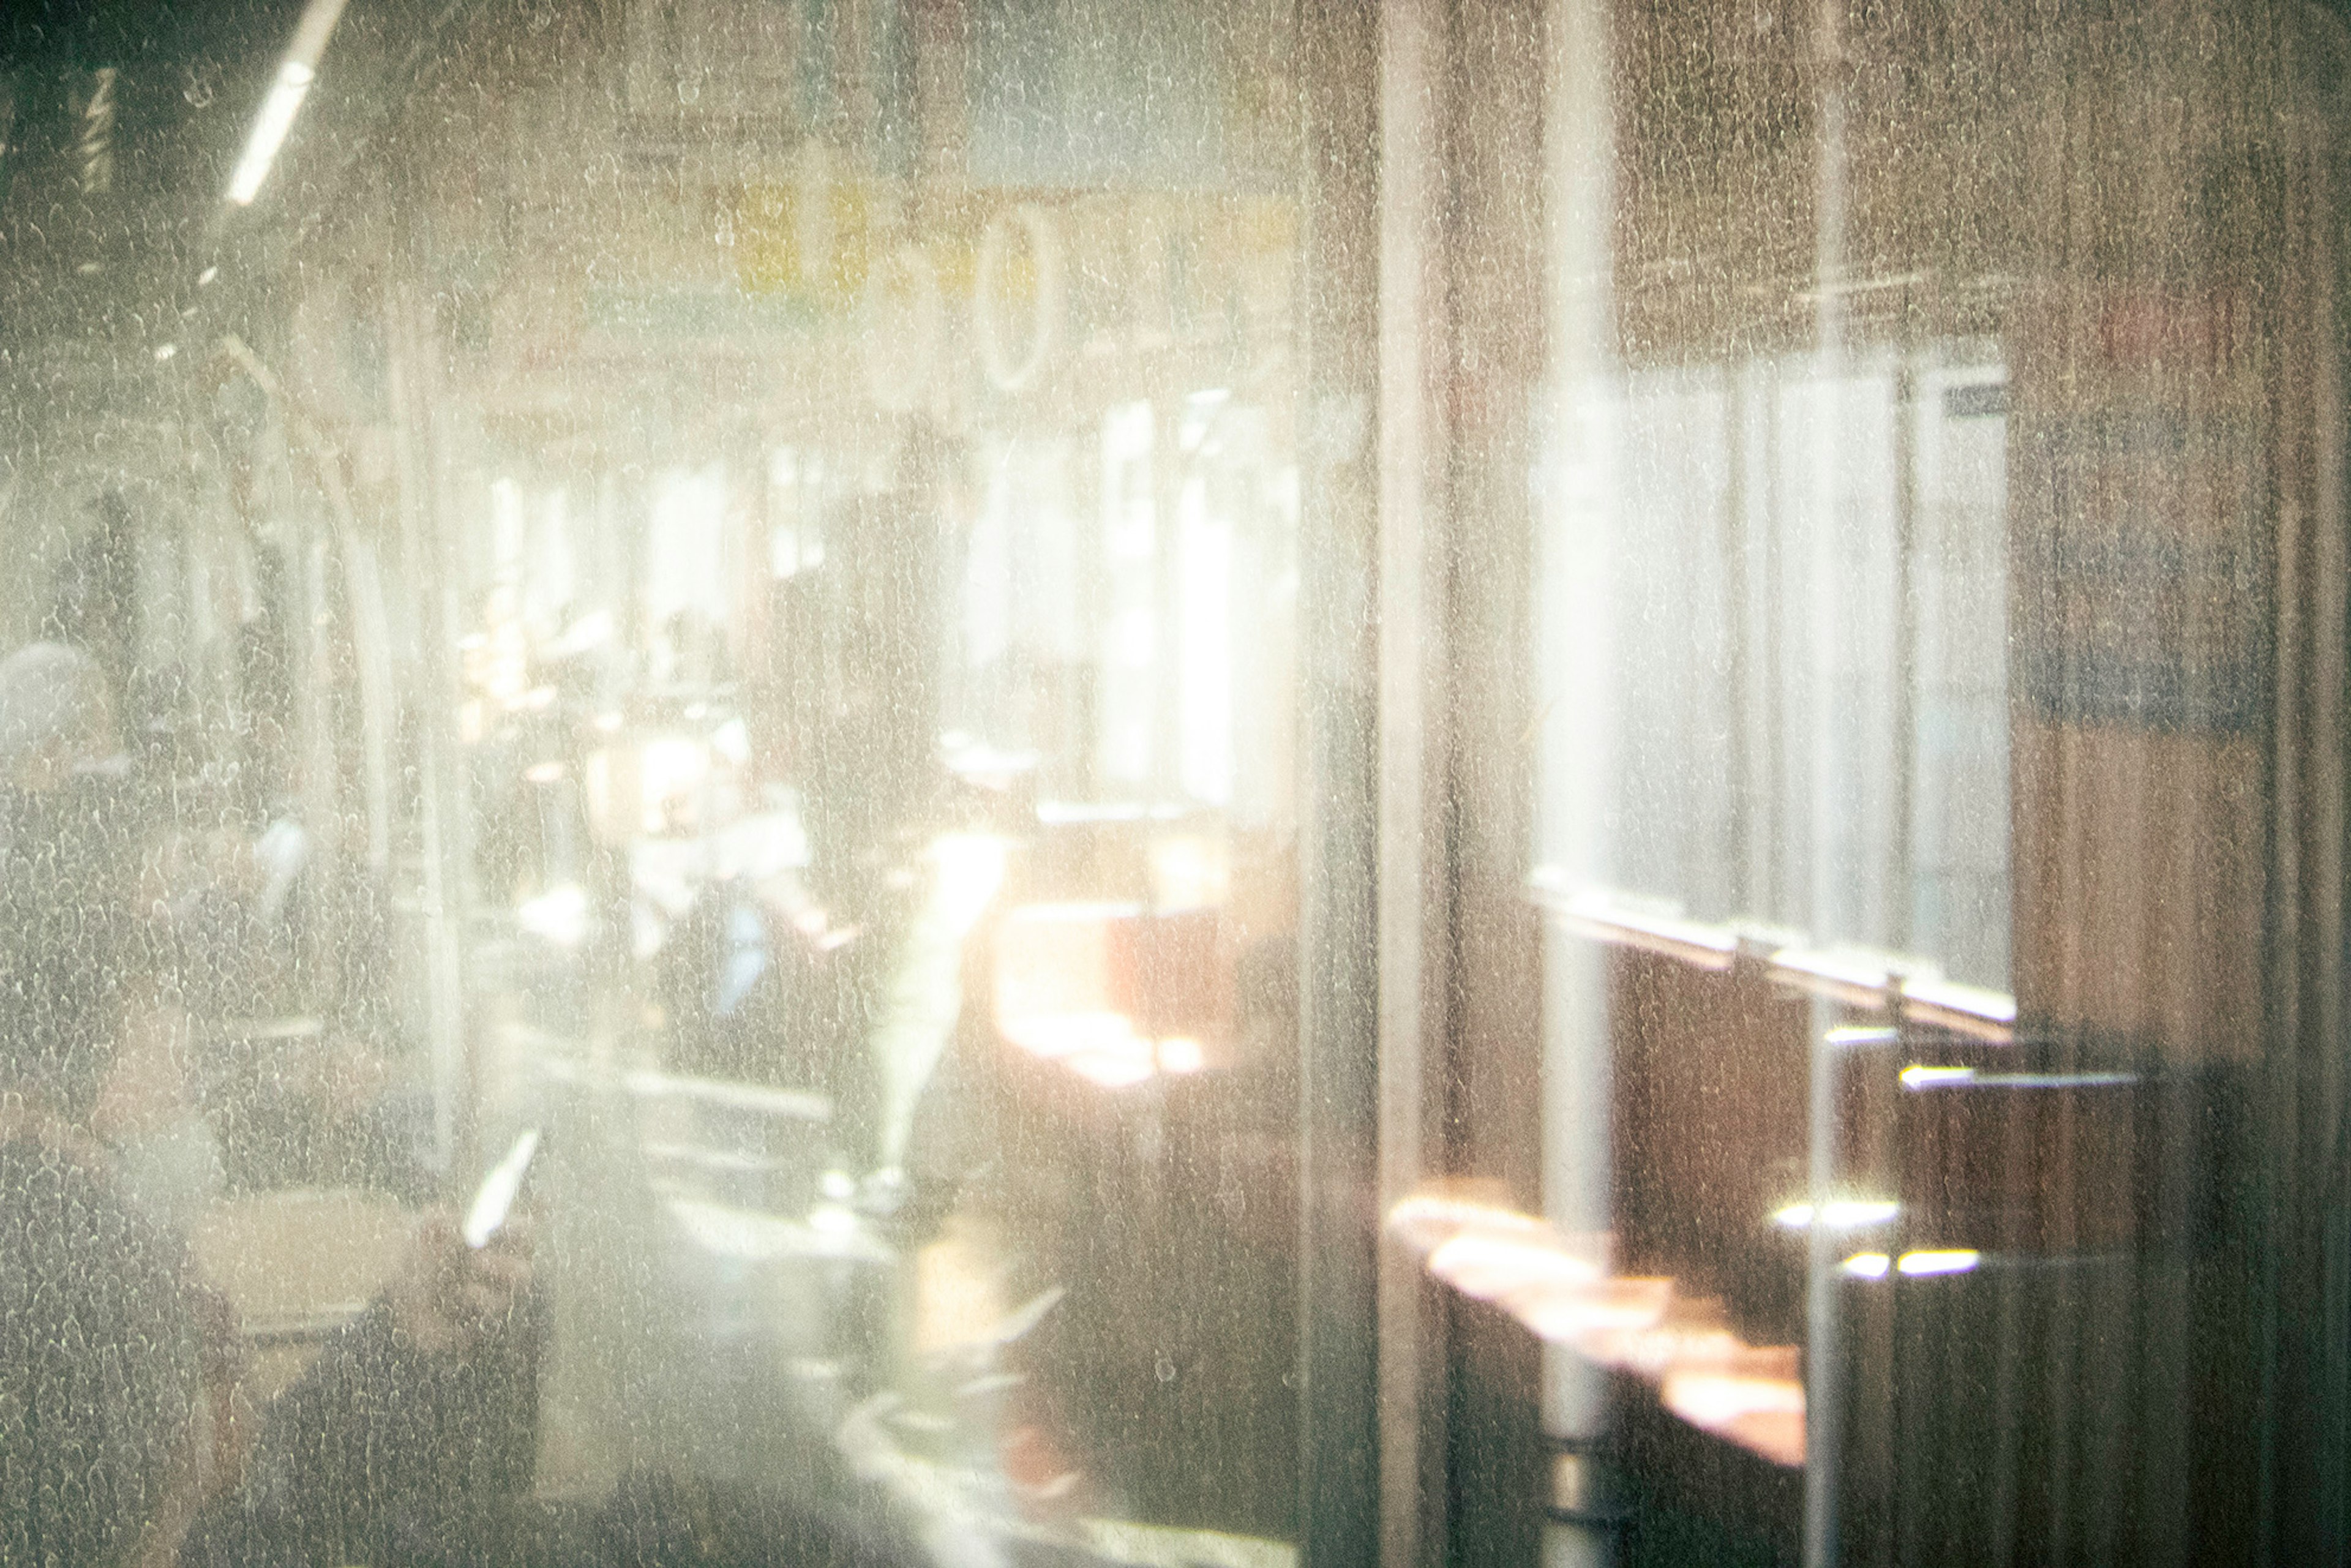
[1457,0,2351,1561]
[10,3,2351,1565]
[0,4,1312,1563]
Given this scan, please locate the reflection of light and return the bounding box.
[227,0,347,200]
[1772,1199,1899,1230]
[1936,1070,2140,1090]
[549,609,615,656]
[713,718,751,765]
[1150,835,1228,910]
[810,1204,857,1236]
[1387,1193,1553,1252]
[1004,1011,1143,1059]
[227,59,315,204]
[594,711,624,733]
[154,343,178,362]
[1176,470,1234,806]
[1157,1037,1205,1074]
[1063,1046,1157,1089]
[1827,1026,1899,1048]
[1900,1064,1977,1089]
[1387,1187,1804,1468]
[932,834,1011,930]
[524,761,566,784]
[1427,1231,1599,1302]
[1660,1368,1805,1429]
[648,467,732,631]
[993,900,1220,1090]
[642,737,711,832]
[1582,1322,1749,1382]
[1832,1245,1992,1280]
[492,477,527,573]
[1660,1370,1807,1468]
[461,1128,540,1248]
[517,883,590,947]
[942,735,1040,782]
[667,1197,893,1264]
[1897,1248,1981,1277]
[1505,1277,1674,1341]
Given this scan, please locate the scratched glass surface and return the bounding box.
[1507,2,2351,1563]
[0,4,1303,1564]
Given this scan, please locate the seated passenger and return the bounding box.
[0,641,930,1567]
[0,1153,913,1566]
[0,641,538,1566]
[0,1128,537,1568]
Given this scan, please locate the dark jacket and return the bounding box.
[179,1294,539,1568]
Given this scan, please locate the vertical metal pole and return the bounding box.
[1540,0,1619,1561]
[1724,366,1755,915]
[386,286,471,1174]
[1802,0,1851,1559]
[1297,0,1384,1559]
[299,522,345,997]
[1888,355,1919,952]
[1378,1,1453,1565]
[2306,135,2349,1560]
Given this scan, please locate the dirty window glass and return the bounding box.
[1458,0,2351,1561]
[0,3,1303,1564]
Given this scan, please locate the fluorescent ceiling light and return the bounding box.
[225,0,348,206]
[227,61,313,204]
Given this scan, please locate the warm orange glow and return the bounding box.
[1389,1187,1807,1468]
[1425,1230,1599,1301]
[993,902,1228,1090]
[1503,1275,1675,1342]
[1661,1366,1807,1469]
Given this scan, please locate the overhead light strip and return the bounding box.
[226,0,349,206]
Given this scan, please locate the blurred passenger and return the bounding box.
[43,489,140,708]
[2,1146,915,1564]
[0,1130,539,1568]
[662,607,735,692]
[90,942,225,1239]
[0,639,543,1565]
[0,640,138,1115]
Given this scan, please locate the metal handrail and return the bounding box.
[1531,877,2017,1043]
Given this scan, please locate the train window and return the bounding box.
[0,2,1307,1564]
[1419,0,2351,1561]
